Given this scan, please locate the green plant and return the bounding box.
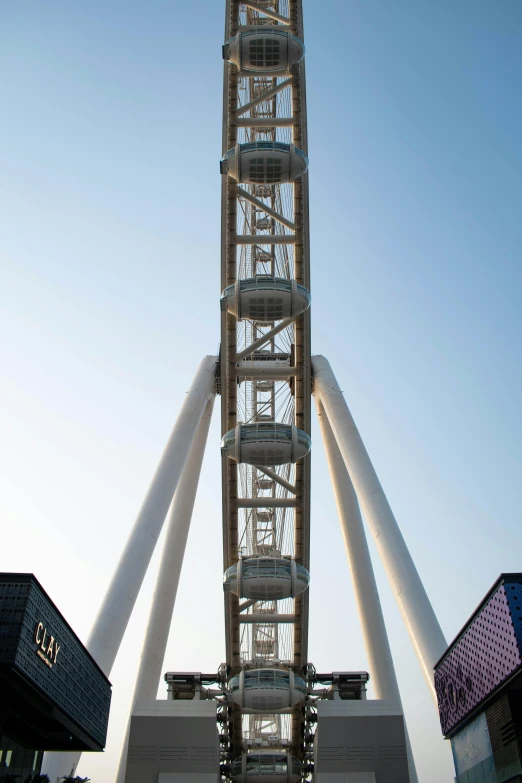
[57,778,91,783]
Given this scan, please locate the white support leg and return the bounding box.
[42,355,217,782]
[312,355,447,701]
[115,397,214,783]
[316,399,418,783]
[87,355,217,675]
[317,399,401,700]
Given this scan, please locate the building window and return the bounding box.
[249,39,280,68]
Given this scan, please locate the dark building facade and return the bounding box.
[0,574,111,781]
[435,573,522,783]
[0,736,44,782]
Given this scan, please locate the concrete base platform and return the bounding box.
[314,700,409,783]
[124,700,219,783]
[159,776,219,783]
[313,774,376,783]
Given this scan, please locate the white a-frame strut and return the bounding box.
[42,355,217,781]
[43,353,446,783]
[317,380,420,782]
[312,354,448,697]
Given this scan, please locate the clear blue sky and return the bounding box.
[1,2,521,781]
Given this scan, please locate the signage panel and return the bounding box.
[434,574,522,737]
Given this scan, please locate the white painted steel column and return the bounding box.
[88,355,217,674]
[316,400,418,783]
[115,397,214,783]
[317,399,401,700]
[42,355,217,782]
[312,354,447,701]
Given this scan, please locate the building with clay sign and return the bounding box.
[0,573,111,781]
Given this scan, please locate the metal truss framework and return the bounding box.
[220,0,311,761]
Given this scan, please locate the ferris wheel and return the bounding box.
[42,3,449,782]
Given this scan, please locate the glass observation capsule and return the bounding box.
[221,423,311,467]
[224,557,310,600]
[230,752,303,783]
[223,29,305,74]
[220,142,308,184]
[221,276,311,322]
[228,669,307,712]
